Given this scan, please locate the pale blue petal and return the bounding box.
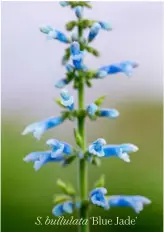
[100,109,120,119]
[75,6,83,18]
[55,79,68,88]
[88,22,101,42]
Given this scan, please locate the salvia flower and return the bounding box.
[52,201,80,216]
[60,89,74,110]
[88,138,106,157]
[88,22,101,42]
[87,103,119,119]
[108,195,151,213]
[98,61,138,77]
[71,32,78,42]
[46,139,72,157]
[47,30,70,43]
[99,108,120,119]
[90,188,109,209]
[99,21,112,31]
[70,42,85,70]
[103,143,139,162]
[59,1,69,7]
[23,151,64,171]
[87,103,98,117]
[55,79,68,89]
[22,116,64,140]
[75,6,83,18]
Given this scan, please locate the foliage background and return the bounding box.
[2,1,163,232]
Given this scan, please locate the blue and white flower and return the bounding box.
[99,109,120,119]
[23,150,64,171]
[103,143,139,162]
[70,42,85,70]
[87,103,119,119]
[88,138,106,157]
[88,22,101,42]
[90,188,109,209]
[22,116,64,140]
[108,195,151,213]
[98,61,138,77]
[87,103,98,117]
[46,139,72,158]
[99,21,112,31]
[52,201,80,216]
[60,89,74,110]
[55,79,68,89]
[75,6,83,18]
[47,30,70,43]
[40,25,53,34]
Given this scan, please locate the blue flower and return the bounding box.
[22,116,64,140]
[88,22,101,42]
[75,6,83,18]
[55,79,68,89]
[88,138,106,157]
[99,22,112,31]
[39,25,53,34]
[60,89,74,110]
[99,109,120,119]
[103,143,139,162]
[90,188,109,209]
[87,103,98,116]
[23,150,64,171]
[47,30,70,43]
[108,195,151,213]
[87,103,119,119]
[66,64,74,72]
[52,201,80,216]
[59,1,69,7]
[46,139,72,157]
[70,42,85,70]
[99,61,138,77]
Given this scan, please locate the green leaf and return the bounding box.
[55,98,66,108]
[94,96,106,106]
[85,46,100,57]
[74,129,83,147]
[53,194,71,204]
[56,179,68,194]
[94,174,105,188]
[66,183,76,196]
[66,21,77,31]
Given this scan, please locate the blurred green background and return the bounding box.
[2,100,163,232]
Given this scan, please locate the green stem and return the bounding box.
[77,23,89,232]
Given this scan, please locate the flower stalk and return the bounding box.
[22,2,151,231]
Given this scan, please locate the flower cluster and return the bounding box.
[22,1,151,228]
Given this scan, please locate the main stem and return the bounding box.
[78,24,89,232]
